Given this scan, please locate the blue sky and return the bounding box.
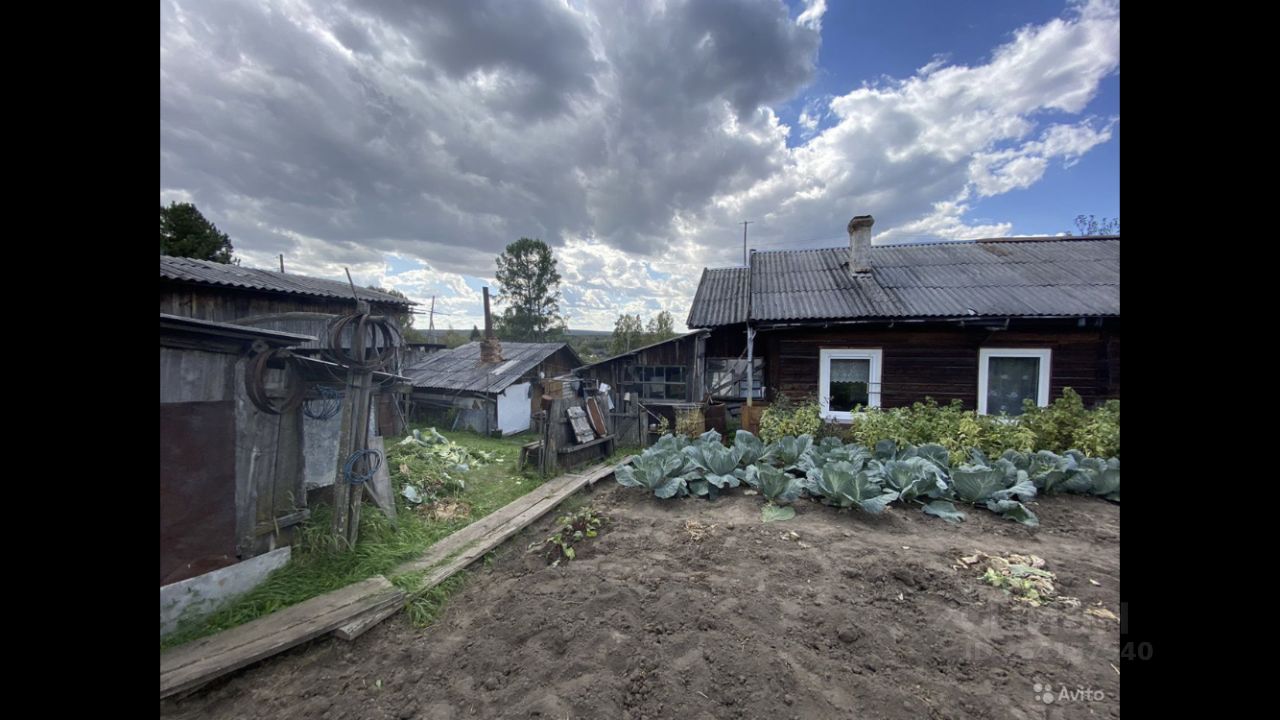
[162,0,1119,331]
[776,0,1119,236]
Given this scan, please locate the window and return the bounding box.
[978,348,1051,416]
[623,365,687,401]
[818,349,882,421]
[706,358,764,399]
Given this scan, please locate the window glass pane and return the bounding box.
[828,358,869,411]
[987,356,1039,416]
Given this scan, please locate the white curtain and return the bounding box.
[830,358,870,383]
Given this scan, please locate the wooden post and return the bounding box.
[332,302,374,550]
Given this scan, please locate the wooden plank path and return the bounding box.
[160,576,403,699]
[160,458,628,700]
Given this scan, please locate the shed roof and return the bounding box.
[160,256,415,307]
[403,341,580,395]
[576,330,707,370]
[687,237,1119,327]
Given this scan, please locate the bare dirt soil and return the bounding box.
[161,484,1120,720]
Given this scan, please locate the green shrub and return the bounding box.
[759,395,822,443]
[847,390,1118,464]
[1019,389,1119,456]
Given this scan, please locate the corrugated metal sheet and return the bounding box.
[686,238,1119,326]
[686,267,749,327]
[403,341,573,394]
[160,256,414,307]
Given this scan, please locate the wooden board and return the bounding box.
[160,576,403,699]
[566,406,595,443]
[585,397,607,437]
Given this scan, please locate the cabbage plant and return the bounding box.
[950,463,1039,526]
[614,453,688,498]
[878,457,948,503]
[801,461,899,514]
[733,430,773,467]
[743,463,803,504]
[681,438,745,498]
[770,434,816,473]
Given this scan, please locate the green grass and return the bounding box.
[161,427,542,650]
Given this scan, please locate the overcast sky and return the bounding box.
[161,0,1119,333]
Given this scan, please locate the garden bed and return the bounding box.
[160,482,1120,719]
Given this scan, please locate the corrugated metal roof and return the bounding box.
[687,237,1119,326]
[686,267,749,327]
[160,256,415,307]
[403,341,577,395]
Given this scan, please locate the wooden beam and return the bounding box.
[159,576,403,699]
[252,509,310,537]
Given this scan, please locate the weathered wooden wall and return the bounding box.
[539,347,582,379]
[576,333,705,405]
[161,340,308,583]
[703,319,1120,409]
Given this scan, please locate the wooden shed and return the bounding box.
[573,331,711,444]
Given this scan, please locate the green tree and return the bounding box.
[609,314,645,355]
[469,325,482,341]
[646,310,677,342]
[160,201,235,263]
[493,238,566,342]
[366,286,414,334]
[1071,215,1119,236]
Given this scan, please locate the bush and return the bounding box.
[847,390,1118,464]
[1019,389,1120,456]
[759,394,822,443]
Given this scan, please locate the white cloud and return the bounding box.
[161,0,1119,330]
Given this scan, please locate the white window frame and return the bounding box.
[977,348,1052,416]
[818,348,883,421]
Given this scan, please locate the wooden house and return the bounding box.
[685,215,1120,422]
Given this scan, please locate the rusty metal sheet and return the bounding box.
[160,401,238,586]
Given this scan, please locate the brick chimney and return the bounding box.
[847,214,874,273]
[480,286,503,363]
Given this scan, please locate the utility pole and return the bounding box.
[741,221,754,266]
[428,295,436,344]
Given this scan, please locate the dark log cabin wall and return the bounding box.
[707,319,1120,410]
